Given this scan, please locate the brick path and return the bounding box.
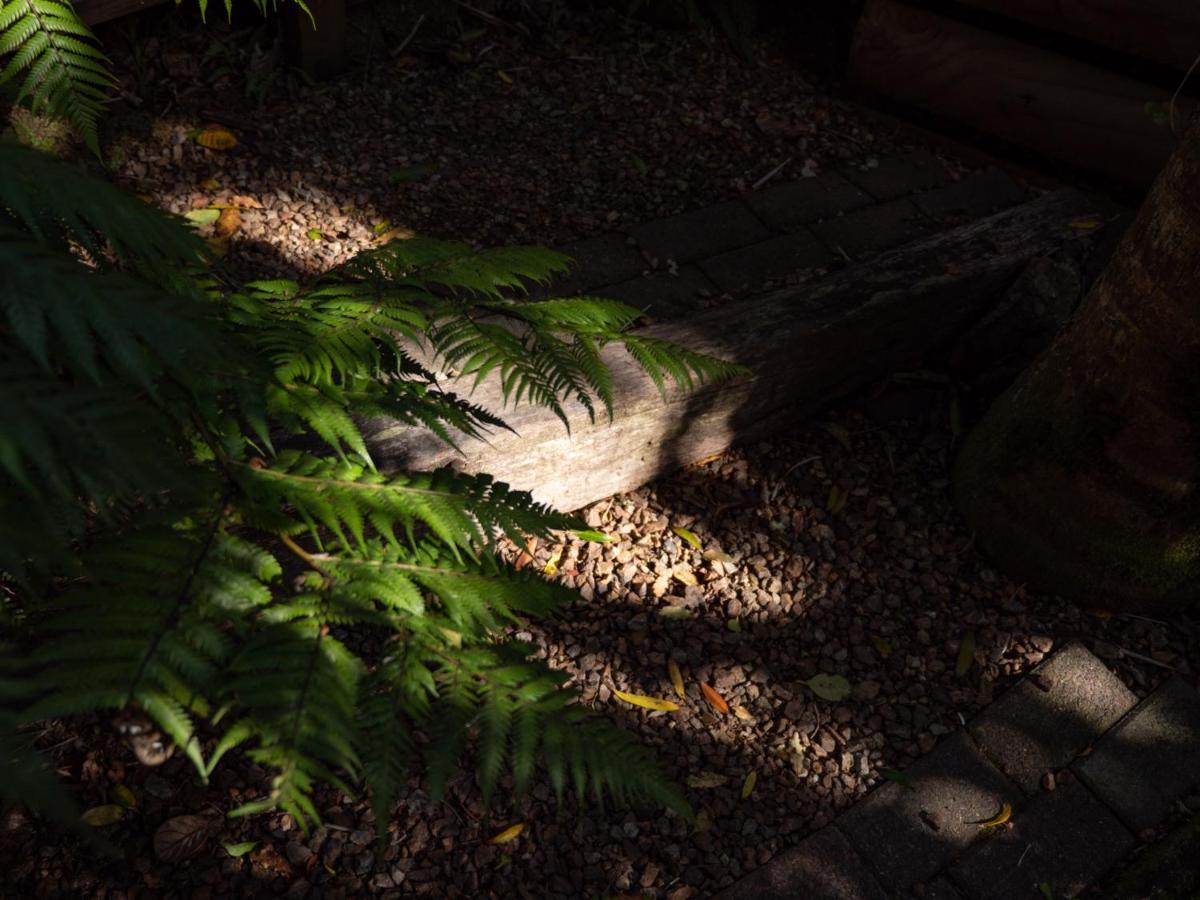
[539,149,1028,317]
[714,642,1200,899]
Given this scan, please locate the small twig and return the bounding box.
[766,455,821,504]
[1169,51,1200,133]
[454,0,530,38]
[1118,647,1178,671]
[1117,612,1169,627]
[392,14,426,58]
[752,157,793,191]
[1017,843,1032,868]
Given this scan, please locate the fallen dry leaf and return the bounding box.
[804,673,852,702]
[488,823,524,844]
[195,124,238,151]
[667,658,685,699]
[672,526,701,550]
[153,814,212,863]
[871,634,892,658]
[974,802,1012,829]
[215,207,241,238]
[700,683,729,715]
[613,689,679,712]
[232,194,263,209]
[956,630,977,677]
[80,805,124,827]
[685,772,728,789]
[672,565,698,587]
[543,547,562,577]
[732,705,755,723]
[741,770,758,799]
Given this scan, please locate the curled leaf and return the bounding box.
[613,689,679,712]
[224,841,257,857]
[804,673,852,702]
[672,526,701,550]
[741,770,758,799]
[667,659,685,699]
[81,804,124,827]
[974,802,1012,829]
[488,823,524,845]
[700,683,729,715]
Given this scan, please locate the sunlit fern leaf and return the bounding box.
[0,0,115,155]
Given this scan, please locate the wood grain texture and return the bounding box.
[365,191,1107,512]
[850,0,1194,188]
[951,0,1200,73]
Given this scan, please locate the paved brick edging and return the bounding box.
[539,150,1029,319]
[715,642,1200,900]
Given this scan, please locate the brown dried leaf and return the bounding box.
[700,683,729,715]
[153,814,212,863]
[214,207,241,238]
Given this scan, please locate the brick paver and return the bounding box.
[715,826,887,900]
[699,230,831,292]
[629,199,769,263]
[595,265,716,319]
[969,641,1137,794]
[949,778,1135,900]
[1074,677,1200,832]
[838,732,1022,891]
[841,149,952,200]
[912,166,1026,223]
[746,171,874,230]
[810,198,930,259]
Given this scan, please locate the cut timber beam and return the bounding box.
[364,190,1111,512]
[850,0,1195,189]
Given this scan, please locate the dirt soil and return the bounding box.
[3,2,1197,899]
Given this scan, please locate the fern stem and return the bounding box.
[123,495,229,707]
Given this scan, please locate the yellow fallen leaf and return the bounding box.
[700,682,729,715]
[614,689,679,712]
[686,772,727,789]
[703,548,734,564]
[196,124,238,151]
[672,565,697,587]
[658,606,694,620]
[496,68,513,84]
[741,770,758,799]
[488,823,524,844]
[81,804,124,827]
[199,177,221,191]
[672,526,701,550]
[667,658,685,699]
[733,705,755,723]
[215,207,241,238]
[543,547,562,577]
[1069,217,1102,230]
[975,802,1012,828]
[112,784,136,809]
[232,194,263,209]
[376,225,416,243]
[726,618,742,633]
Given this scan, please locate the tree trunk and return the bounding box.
[954,121,1200,614]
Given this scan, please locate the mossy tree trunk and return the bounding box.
[954,120,1200,614]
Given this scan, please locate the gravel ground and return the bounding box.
[98,0,934,278]
[5,389,1197,898]
[6,4,1196,898]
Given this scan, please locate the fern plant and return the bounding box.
[0,0,310,153]
[0,142,743,835]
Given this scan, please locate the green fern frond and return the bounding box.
[0,0,115,154]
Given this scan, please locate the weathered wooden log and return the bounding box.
[850,0,1195,189]
[364,190,1112,512]
[950,0,1200,74]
